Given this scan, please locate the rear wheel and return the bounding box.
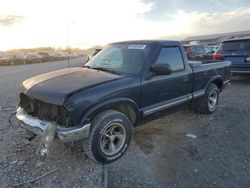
[83,110,132,164]
[197,83,219,114]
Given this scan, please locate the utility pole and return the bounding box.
[67,27,70,68]
[66,21,75,68]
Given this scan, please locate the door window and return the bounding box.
[155,47,185,72]
[193,46,205,53]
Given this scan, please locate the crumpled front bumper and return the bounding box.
[16,107,90,143]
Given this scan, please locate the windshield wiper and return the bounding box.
[83,65,92,68]
[91,67,121,75]
[83,65,122,75]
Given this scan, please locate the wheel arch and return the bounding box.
[80,97,141,126]
[206,75,223,92]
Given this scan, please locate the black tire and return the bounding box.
[83,110,132,164]
[197,83,219,114]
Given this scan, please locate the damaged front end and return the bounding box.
[19,93,72,128]
[16,93,90,156]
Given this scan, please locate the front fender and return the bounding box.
[80,97,141,125]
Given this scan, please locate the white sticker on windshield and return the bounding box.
[128,44,146,49]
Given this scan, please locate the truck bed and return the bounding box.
[189,60,231,95]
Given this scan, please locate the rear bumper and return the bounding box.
[230,64,250,74]
[16,107,90,143]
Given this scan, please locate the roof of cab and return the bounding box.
[109,40,181,46]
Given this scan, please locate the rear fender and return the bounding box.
[205,75,223,92]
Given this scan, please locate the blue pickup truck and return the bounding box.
[16,40,231,163]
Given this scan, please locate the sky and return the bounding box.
[0,0,250,51]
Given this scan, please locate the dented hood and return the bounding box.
[21,67,123,105]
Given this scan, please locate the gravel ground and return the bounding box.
[0,58,104,188]
[0,60,250,188]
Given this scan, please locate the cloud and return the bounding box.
[159,7,250,39]
[184,8,250,35]
[0,0,250,50]
[0,0,156,50]
[0,15,25,27]
[145,0,250,13]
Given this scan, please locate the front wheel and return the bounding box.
[83,110,132,164]
[197,83,219,114]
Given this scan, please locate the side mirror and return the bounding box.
[150,64,172,75]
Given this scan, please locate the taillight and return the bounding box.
[246,54,250,62]
[213,53,224,60]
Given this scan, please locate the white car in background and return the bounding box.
[207,44,220,54]
[53,52,67,60]
[25,53,43,63]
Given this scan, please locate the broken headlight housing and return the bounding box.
[19,93,72,128]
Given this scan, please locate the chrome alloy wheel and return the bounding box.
[100,122,126,156]
[208,89,218,110]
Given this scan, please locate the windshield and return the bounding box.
[220,40,250,51]
[85,44,150,75]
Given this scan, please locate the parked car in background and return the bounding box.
[183,44,212,60]
[11,54,26,64]
[0,53,26,65]
[38,52,54,62]
[25,53,43,63]
[213,37,250,74]
[53,52,67,60]
[0,51,6,58]
[86,48,102,62]
[0,56,14,65]
[207,44,220,54]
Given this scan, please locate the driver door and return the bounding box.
[141,46,193,116]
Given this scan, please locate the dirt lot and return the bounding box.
[0,60,250,188]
